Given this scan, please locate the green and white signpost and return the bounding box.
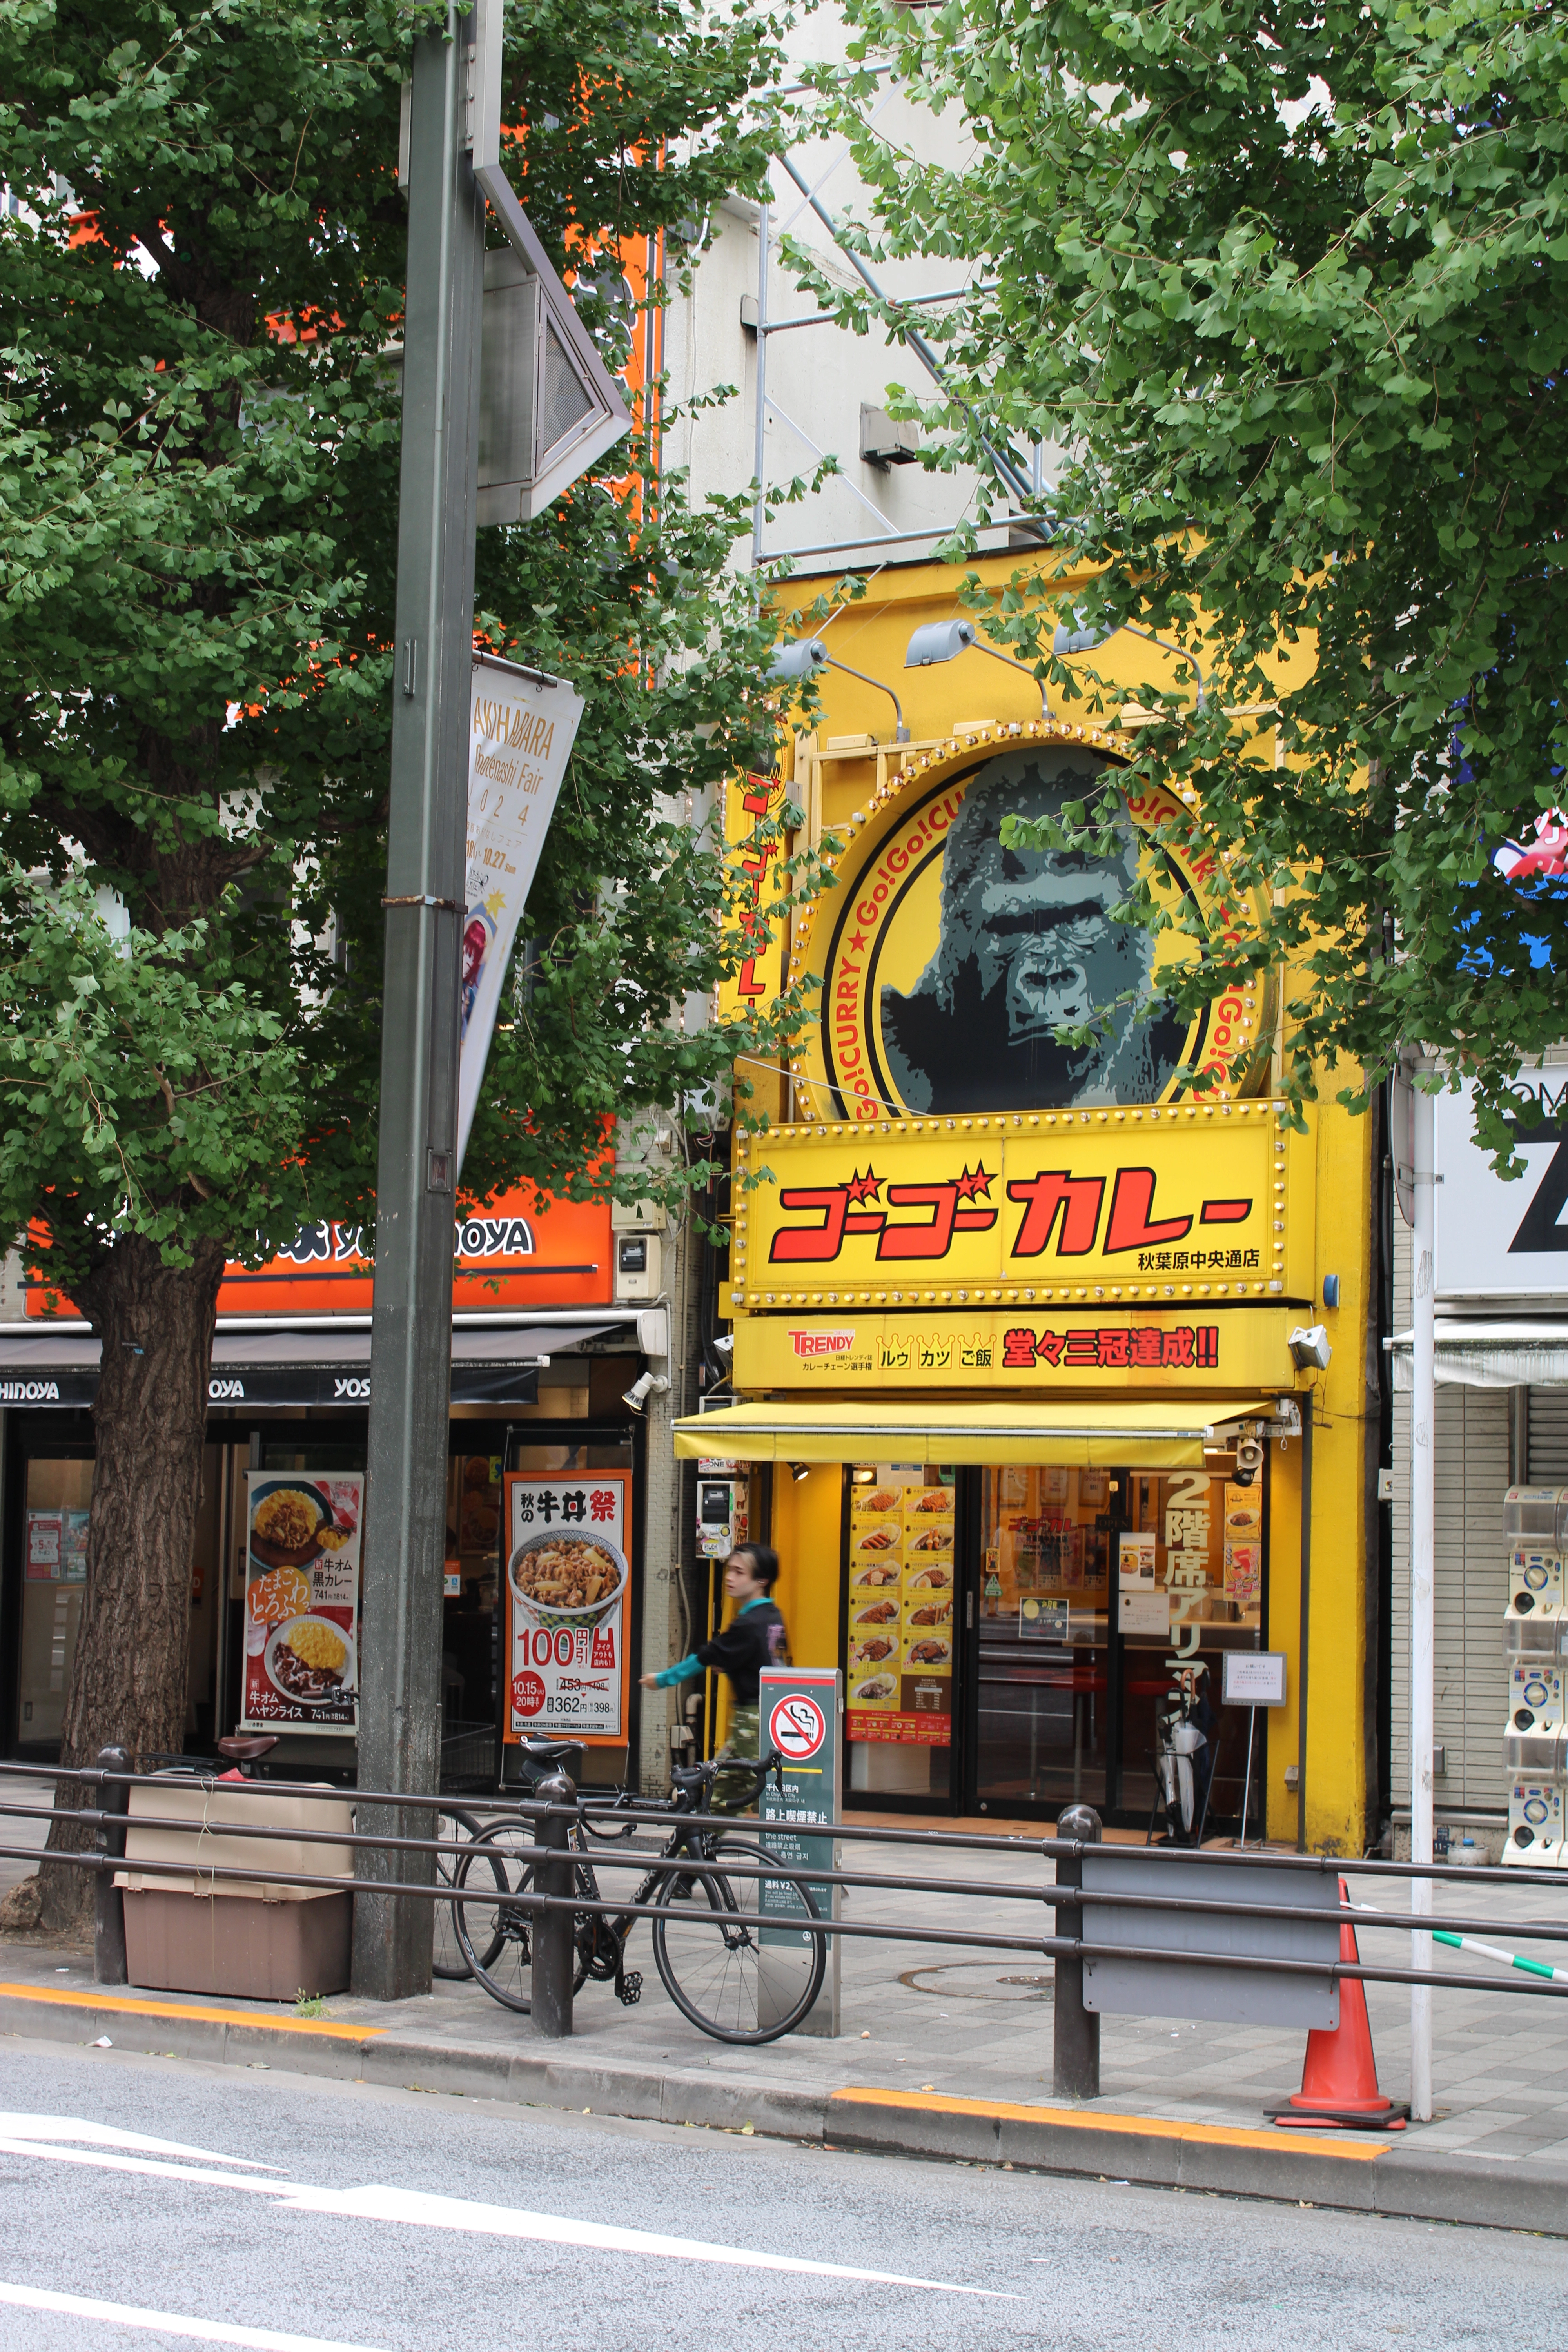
[758,1666,841,2036]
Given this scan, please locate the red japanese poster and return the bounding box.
[503,1470,632,1745]
[240,1473,362,1734]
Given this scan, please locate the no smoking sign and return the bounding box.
[769,1692,826,1761]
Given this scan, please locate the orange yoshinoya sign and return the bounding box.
[785,720,1273,1125]
[26,1186,612,1318]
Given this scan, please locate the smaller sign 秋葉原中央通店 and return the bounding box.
[730,1109,1307,1307]
[732,1305,1298,1392]
[240,1472,363,1735]
[503,1470,632,1745]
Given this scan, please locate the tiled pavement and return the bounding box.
[5,1802,1566,2165]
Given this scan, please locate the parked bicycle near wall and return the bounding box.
[451,1738,828,2043]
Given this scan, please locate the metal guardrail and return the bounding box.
[5,1754,1566,2102]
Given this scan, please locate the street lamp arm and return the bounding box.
[824,655,909,742]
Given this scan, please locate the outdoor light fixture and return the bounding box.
[1287,1324,1332,1373]
[789,1462,811,1483]
[1053,607,1207,708]
[622,1369,671,1415]
[766,636,909,742]
[904,619,1049,719]
[711,1332,735,1357]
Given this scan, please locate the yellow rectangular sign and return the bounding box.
[732,1102,1309,1308]
[733,1305,1299,1393]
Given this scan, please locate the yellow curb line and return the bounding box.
[827,2085,1388,2162]
[0,1981,382,2042]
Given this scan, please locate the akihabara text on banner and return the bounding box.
[458,653,586,1175]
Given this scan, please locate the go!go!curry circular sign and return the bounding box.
[786,719,1274,1125]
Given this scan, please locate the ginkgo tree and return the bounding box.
[797,0,1568,1151]
[0,0,812,1929]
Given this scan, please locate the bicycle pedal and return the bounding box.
[615,1971,642,2006]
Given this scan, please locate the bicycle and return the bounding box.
[451,1738,828,2044]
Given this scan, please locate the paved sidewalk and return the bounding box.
[4,1827,1568,2178]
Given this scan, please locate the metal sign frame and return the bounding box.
[467,0,632,520]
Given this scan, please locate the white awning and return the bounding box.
[1388,1321,1568,1389]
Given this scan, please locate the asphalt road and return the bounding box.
[0,2038,1562,2352]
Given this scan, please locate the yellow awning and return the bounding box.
[672,1399,1276,1469]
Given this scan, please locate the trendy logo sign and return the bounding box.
[785,725,1271,1125]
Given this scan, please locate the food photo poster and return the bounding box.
[240,1472,363,1733]
[502,1470,632,1746]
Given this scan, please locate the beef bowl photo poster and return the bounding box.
[503,1471,631,1744]
[240,1473,363,1732]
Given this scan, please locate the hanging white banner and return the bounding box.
[457,652,584,1176]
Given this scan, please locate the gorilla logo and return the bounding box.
[879,748,1188,1113]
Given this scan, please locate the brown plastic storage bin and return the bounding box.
[122,1888,351,2001]
[115,1780,356,2002]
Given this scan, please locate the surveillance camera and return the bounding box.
[622,1370,671,1415]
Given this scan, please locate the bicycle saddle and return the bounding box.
[521,1737,581,1763]
[216,1735,279,1762]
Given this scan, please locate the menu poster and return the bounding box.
[25,1512,61,1579]
[847,1474,954,1745]
[1118,1531,1157,1590]
[240,1473,363,1733]
[503,1470,631,1745]
[61,1508,90,1582]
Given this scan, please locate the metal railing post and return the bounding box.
[530,1771,576,2037]
[1053,1802,1102,2099]
[93,1746,131,1986]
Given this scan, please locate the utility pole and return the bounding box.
[1409,1070,1436,2122]
[352,5,485,2002]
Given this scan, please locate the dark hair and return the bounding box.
[729,1541,779,1591]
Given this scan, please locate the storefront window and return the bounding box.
[846,1463,955,1801]
[16,1457,92,1747]
[976,1466,1113,1812]
[977,1465,1264,1826]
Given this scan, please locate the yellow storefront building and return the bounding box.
[676,557,1376,1855]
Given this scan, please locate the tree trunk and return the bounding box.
[40,1233,226,1936]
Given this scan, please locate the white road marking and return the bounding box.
[0,2136,304,2196]
[0,2281,386,2351]
[0,2112,280,2168]
[0,2114,1014,2300]
[274,2181,1016,2295]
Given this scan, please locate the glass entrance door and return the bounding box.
[968,1461,1266,1828]
[972,1466,1114,1814]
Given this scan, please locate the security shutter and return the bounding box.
[1527,1389,1568,1483]
[1390,1216,1511,1813]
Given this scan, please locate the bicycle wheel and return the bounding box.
[453,1823,597,2013]
[650,1838,827,2045]
[452,1822,540,2012]
[433,1808,492,1980]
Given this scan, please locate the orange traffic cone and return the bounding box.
[1266,1877,1410,2129]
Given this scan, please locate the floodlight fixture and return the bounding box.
[904,619,1049,719]
[766,638,909,741]
[1052,606,1207,707]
